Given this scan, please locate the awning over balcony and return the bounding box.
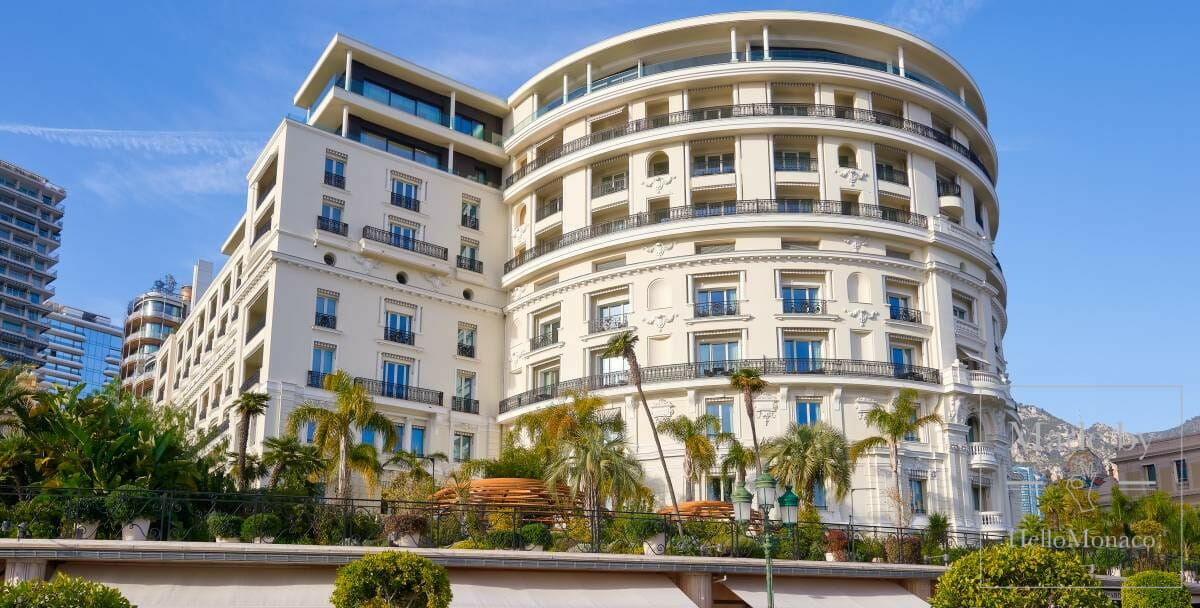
[720,575,929,608]
[448,569,698,608]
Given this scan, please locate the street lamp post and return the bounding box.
[734,473,799,608]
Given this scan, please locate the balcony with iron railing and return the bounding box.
[937,181,962,197]
[875,164,909,186]
[782,299,829,314]
[692,164,735,178]
[456,256,483,273]
[461,214,479,230]
[314,312,337,330]
[383,327,415,345]
[245,318,267,342]
[529,330,560,351]
[500,357,942,413]
[457,343,475,358]
[389,192,421,213]
[774,157,818,172]
[316,215,348,236]
[307,370,443,406]
[240,372,261,391]
[693,300,740,317]
[509,46,983,137]
[361,226,448,260]
[888,306,923,324]
[503,198,928,273]
[590,179,627,199]
[452,396,479,414]
[324,171,345,189]
[536,197,563,221]
[506,102,991,189]
[588,314,629,334]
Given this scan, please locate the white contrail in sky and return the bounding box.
[0,124,262,156]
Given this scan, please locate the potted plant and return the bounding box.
[241,513,282,544]
[383,512,428,548]
[824,529,848,561]
[520,523,552,552]
[206,513,243,543]
[105,485,156,541]
[70,495,107,539]
[628,514,667,556]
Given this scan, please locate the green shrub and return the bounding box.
[384,512,429,538]
[69,495,107,522]
[484,530,520,549]
[206,513,243,539]
[624,513,666,540]
[331,551,452,608]
[932,545,1110,608]
[852,536,886,562]
[0,574,132,608]
[667,535,701,556]
[883,533,922,563]
[241,513,283,540]
[1122,570,1189,608]
[520,523,552,549]
[5,496,64,538]
[449,538,485,549]
[105,485,155,524]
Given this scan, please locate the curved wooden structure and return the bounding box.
[657,500,759,520]
[431,477,574,508]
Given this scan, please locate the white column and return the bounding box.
[730,27,738,61]
[340,105,349,138]
[448,90,456,129]
[586,63,593,94]
[958,86,967,102]
[637,59,644,77]
[447,142,455,174]
[762,24,771,59]
[4,560,46,583]
[897,45,906,77]
[562,74,568,104]
[344,50,353,90]
[402,416,413,451]
[531,93,539,117]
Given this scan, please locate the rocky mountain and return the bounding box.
[1011,405,1146,481]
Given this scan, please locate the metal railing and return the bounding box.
[536,197,563,221]
[316,215,348,236]
[782,299,828,314]
[451,396,479,414]
[694,300,740,317]
[389,192,421,212]
[457,343,475,358]
[588,314,628,334]
[314,312,337,329]
[324,171,345,189]
[361,226,448,260]
[461,214,479,230]
[888,306,924,324]
[529,331,559,351]
[504,198,928,273]
[937,181,962,197]
[456,256,483,273]
[505,102,991,188]
[307,371,442,406]
[876,164,910,186]
[692,164,735,177]
[500,357,942,413]
[383,327,415,345]
[245,318,266,342]
[590,180,627,198]
[774,157,817,172]
[240,372,260,391]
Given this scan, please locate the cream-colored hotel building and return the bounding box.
[153,11,1016,534]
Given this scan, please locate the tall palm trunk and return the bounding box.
[742,386,763,474]
[889,441,902,527]
[267,464,283,490]
[338,433,351,499]
[235,418,250,491]
[630,358,685,537]
[683,459,695,502]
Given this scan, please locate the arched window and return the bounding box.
[647,278,671,309]
[837,145,857,169]
[846,272,868,303]
[647,152,670,177]
[515,204,527,227]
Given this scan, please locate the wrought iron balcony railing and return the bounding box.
[457,343,475,358]
[693,301,740,317]
[383,327,415,345]
[452,396,479,414]
[875,164,909,186]
[389,192,420,212]
[456,256,483,273]
[324,171,345,189]
[314,312,336,329]
[889,306,924,324]
[503,198,928,273]
[588,314,628,334]
[782,299,828,314]
[536,197,563,221]
[461,214,479,229]
[307,371,442,406]
[361,226,448,260]
[499,357,942,413]
[529,331,559,351]
[316,215,348,236]
[937,181,963,197]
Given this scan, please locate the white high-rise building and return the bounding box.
[154,11,1015,533]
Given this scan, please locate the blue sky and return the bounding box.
[2,1,1196,431]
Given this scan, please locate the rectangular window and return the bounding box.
[392,179,419,202]
[382,360,411,398]
[459,241,478,260]
[454,115,486,139]
[796,400,820,426]
[1176,459,1189,484]
[452,432,473,462]
[707,476,734,502]
[394,424,406,453]
[781,286,818,313]
[361,425,376,447]
[311,345,334,374]
[909,478,927,514]
[705,402,733,437]
[593,257,626,272]
[812,476,827,509]
[410,426,426,457]
[324,157,345,177]
[971,484,986,511]
[457,325,476,347]
[1143,464,1157,483]
[903,410,920,442]
[456,371,475,399]
[461,200,480,223]
[315,294,337,316]
[538,367,560,388]
[697,340,739,373]
[783,338,822,372]
[304,421,316,444]
[320,200,343,223]
[695,288,738,316]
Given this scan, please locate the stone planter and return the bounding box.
[525,544,544,552]
[121,518,151,541]
[1108,567,1122,577]
[643,533,666,556]
[74,521,100,540]
[825,552,837,562]
[215,537,239,544]
[391,532,422,548]
[252,536,275,544]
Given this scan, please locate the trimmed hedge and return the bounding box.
[206,513,243,539]
[0,574,132,608]
[331,551,451,608]
[1122,570,1189,608]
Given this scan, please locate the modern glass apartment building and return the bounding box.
[121,282,189,399]
[39,304,122,392]
[1009,464,1045,518]
[153,11,1017,532]
[0,159,64,366]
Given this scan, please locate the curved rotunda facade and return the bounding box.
[153,11,1016,535]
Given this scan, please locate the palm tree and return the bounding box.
[261,434,325,490]
[655,413,727,502]
[848,389,942,527]
[728,368,768,472]
[720,438,757,494]
[231,391,270,491]
[386,450,449,481]
[287,370,398,499]
[0,363,39,432]
[545,424,645,511]
[603,331,682,523]
[512,391,623,460]
[763,422,852,509]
